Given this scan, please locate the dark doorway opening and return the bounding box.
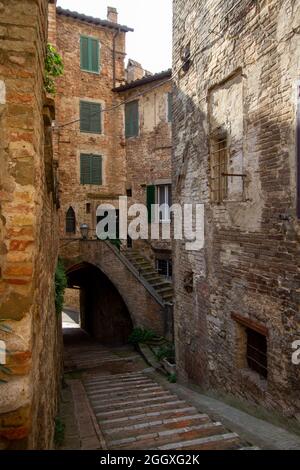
[66,263,133,346]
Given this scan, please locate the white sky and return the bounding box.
[57,0,172,73]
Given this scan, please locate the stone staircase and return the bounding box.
[124,250,173,304]
[84,371,252,450]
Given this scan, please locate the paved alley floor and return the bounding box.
[59,311,300,451]
[60,318,254,450]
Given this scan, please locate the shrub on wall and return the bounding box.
[55,259,67,316]
[44,44,64,95]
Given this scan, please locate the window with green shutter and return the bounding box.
[80,36,100,73]
[80,154,102,185]
[167,92,173,122]
[146,185,155,223]
[80,101,102,134]
[125,100,139,138]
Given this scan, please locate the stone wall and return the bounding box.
[173,0,300,419]
[0,0,60,449]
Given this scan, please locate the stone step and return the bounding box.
[101,406,197,427]
[155,432,240,451]
[88,385,163,400]
[103,413,210,434]
[90,390,172,409]
[91,393,177,412]
[86,381,157,395]
[95,400,188,420]
[110,422,226,450]
[84,375,149,388]
[101,411,207,431]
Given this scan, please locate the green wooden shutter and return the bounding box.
[90,103,101,133]
[90,38,99,72]
[80,154,91,184]
[168,92,173,122]
[80,102,101,133]
[91,155,102,185]
[125,100,139,138]
[146,185,155,223]
[80,36,89,70]
[80,101,90,132]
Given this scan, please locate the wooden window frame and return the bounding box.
[66,207,76,234]
[80,154,103,186]
[210,132,228,203]
[125,100,139,138]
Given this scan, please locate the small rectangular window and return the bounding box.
[80,101,101,134]
[80,36,100,73]
[247,328,268,379]
[80,154,102,185]
[157,184,172,222]
[86,203,91,214]
[125,100,139,138]
[210,134,228,203]
[126,188,132,197]
[156,259,172,279]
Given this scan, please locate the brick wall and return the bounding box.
[54,10,128,241]
[0,0,60,449]
[173,0,300,419]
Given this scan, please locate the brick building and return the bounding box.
[0,0,60,449]
[173,0,300,419]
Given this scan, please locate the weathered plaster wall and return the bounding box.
[0,0,60,449]
[173,0,300,418]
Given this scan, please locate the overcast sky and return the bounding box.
[57,0,172,73]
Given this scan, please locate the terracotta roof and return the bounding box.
[113,69,172,92]
[56,7,134,33]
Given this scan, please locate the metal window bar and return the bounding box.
[211,138,228,203]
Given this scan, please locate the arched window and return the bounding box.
[66,207,76,234]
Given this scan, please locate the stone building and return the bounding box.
[0,0,60,449]
[50,3,173,338]
[172,0,300,419]
[114,68,173,276]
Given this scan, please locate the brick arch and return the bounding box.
[61,240,166,336]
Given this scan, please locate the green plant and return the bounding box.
[128,328,157,345]
[155,343,175,363]
[55,259,67,316]
[54,416,65,447]
[168,373,177,383]
[44,44,64,95]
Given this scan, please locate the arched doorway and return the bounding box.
[66,262,133,346]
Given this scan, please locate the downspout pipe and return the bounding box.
[113,28,121,89]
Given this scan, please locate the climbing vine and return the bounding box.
[44,44,64,95]
[55,259,67,316]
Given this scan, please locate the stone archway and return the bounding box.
[66,262,133,346]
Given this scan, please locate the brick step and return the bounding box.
[85,381,157,396]
[154,432,240,451]
[101,411,207,431]
[84,376,149,388]
[88,386,164,401]
[102,413,210,434]
[156,286,173,294]
[95,400,189,420]
[84,372,144,384]
[91,393,177,413]
[110,422,226,450]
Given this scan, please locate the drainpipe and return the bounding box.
[113,28,121,89]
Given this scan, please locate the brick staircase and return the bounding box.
[84,371,251,450]
[123,250,173,304]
